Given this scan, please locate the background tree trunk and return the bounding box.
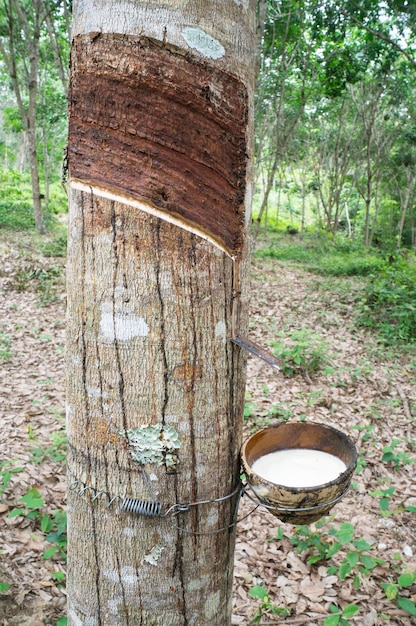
[66,1,256,624]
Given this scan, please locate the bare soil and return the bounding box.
[0,231,415,625]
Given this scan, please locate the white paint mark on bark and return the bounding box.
[181,26,225,60]
[87,387,108,401]
[178,421,190,436]
[215,320,227,343]
[103,566,138,588]
[204,590,221,619]
[108,596,124,615]
[196,464,208,479]
[67,608,84,626]
[67,606,98,626]
[149,472,158,481]
[143,543,165,566]
[234,0,249,8]
[99,303,149,341]
[206,510,219,529]
[66,404,73,435]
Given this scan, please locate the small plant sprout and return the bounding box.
[7,488,67,563]
[270,328,331,379]
[381,570,416,617]
[0,330,12,361]
[248,585,291,624]
[381,439,415,469]
[291,521,386,591]
[244,392,257,420]
[0,460,23,496]
[324,603,360,625]
[0,551,10,593]
[369,484,397,517]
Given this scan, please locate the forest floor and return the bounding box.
[0,230,415,626]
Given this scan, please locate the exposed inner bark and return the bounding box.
[68,34,248,254]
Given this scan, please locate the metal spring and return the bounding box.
[121,497,163,517]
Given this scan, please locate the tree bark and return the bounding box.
[66,1,255,624]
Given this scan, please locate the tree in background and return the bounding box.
[66,0,255,623]
[254,0,416,248]
[0,0,69,231]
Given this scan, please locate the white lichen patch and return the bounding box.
[143,543,165,566]
[215,320,227,343]
[122,424,180,469]
[99,303,149,341]
[181,26,225,60]
[234,0,249,8]
[204,591,221,619]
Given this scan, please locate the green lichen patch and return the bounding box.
[122,424,180,469]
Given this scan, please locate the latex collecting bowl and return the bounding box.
[241,421,357,524]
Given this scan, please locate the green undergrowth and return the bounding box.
[254,230,416,346]
[0,406,67,625]
[254,232,385,277]
[356,261,416,344]
[0,169,68,231]
[269,519,416,621]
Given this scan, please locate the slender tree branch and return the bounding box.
[347,12,416,69]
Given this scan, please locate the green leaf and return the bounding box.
[41,514,53,533]
[0,582,10,592]
[308,554,323,565]
[406,505,416,512]
[326,541,342,558]
[345,551,359,567]
[342,604,360,618]
[43,547,58,559]
[27,510,40,520]
[360,554,378,570]
[398,572,415,587]
[52,571,65,582]
[397,597,416,616]
[56,618,68,626]
[339,561,353,580]
[353,538,372,551]
[46,531,65,544]
[336,523,355,544]
[7,508,24,518]
[20,489,45,509]
[380,498,390,511]
[248,586,268,601]
[324,615,340,626]
[381,583,398,600]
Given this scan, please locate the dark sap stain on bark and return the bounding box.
[68,34,248,254]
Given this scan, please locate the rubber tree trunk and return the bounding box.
[66,1,256,625]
